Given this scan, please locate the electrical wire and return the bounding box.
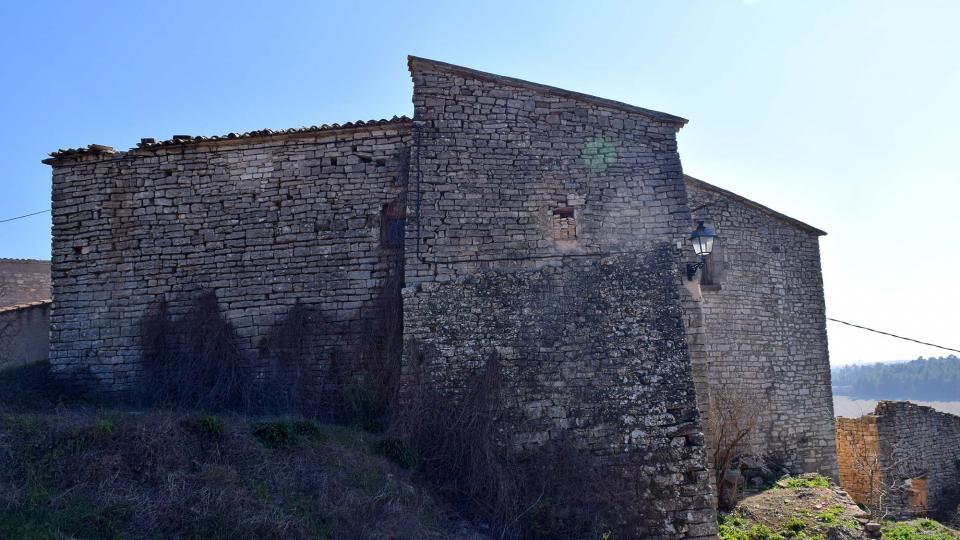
[827,317,960,355]
[0,209,50,223]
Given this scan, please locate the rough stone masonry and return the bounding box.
[837,401,960,518]
[0,259,52,368]
[45,56,838,538]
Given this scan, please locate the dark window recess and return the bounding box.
[384,218,405,248]
[700,241,723,290]
[381,202,406,248]
[552,207,577,240]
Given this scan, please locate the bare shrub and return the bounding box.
[837,423,912,519]
[252,267,403,427]
[396,350,621,538]
[337,268,404,430]
[256,301,313,415]
[137,292,252,411]
[136,275,403,425]
[708,385,765,509]
[396,352,519,532]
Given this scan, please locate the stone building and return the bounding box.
[685,177,837,478]
[44,56,836,538]
[837,401,960,518]
[0,258,51,308]
[0,259,52,367]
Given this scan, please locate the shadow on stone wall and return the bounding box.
[136,277,403,428]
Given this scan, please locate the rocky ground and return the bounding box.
[721,473,960,540]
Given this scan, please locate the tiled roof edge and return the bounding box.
[684,174,827,236]
[0,299,52,314]
[0,258,51,264]
[43,116,412,165]
[408,55,688,127]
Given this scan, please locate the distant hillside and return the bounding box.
[832,355,960,401]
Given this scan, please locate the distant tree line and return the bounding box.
[831,355,960,401]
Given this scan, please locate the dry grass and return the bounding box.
[0,407,478,539]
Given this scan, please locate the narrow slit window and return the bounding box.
[381,202,406,249]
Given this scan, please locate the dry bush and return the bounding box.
[136,281,403,426]
[137,292,252,411]
[396,351,621,539]
[328,271,403,431]
[708,385,765,509]
[837,425,915,519]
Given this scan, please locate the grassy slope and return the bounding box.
[720,475,960,540]
[0,364,478,540]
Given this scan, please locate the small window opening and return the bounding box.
[381,202,406,249]
[330,156,338,166]
[552,207,577,240]
[360,155,372,164]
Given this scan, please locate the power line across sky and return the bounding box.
[0,209,49,223]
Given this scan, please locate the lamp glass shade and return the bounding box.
[691,235,714,256]
[689,221,716,257]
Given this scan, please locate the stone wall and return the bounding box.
[43,55,842,537]
[0,259,51,308]
[836,414,881,510]
[685,175,837,478]
[872,401,960,517]
[46,120,411,393]
[401,57,716,539]
[0,302,50,368]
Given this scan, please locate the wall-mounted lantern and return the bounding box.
[686,220,716,281]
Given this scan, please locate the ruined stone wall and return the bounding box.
[0,302,50,368]
[874,401,960,517]
[685,177,837,478]
[47,122,411,393]
[836,415,881,509]
[401,57,716,539]
[0,259,51,308]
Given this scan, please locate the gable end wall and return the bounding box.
[401,61,716,539]
[686,180,838,479]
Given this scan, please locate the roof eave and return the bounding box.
[684,174,827,236]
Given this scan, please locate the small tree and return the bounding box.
[837,422,911,519]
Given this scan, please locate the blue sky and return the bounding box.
[1,1,957,365]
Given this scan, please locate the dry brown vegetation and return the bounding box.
[0,364,480,540]
[0,409,480,539]
[708,385,766,509]
[397,353,626,539]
